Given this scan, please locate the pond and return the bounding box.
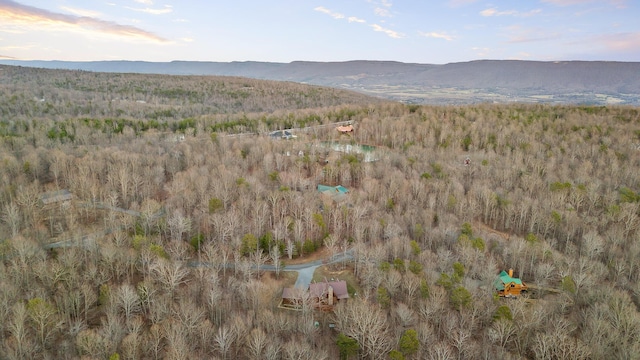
[319,141,380,162]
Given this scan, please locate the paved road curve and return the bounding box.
[189,250,354,289]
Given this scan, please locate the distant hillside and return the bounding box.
[2,59,639,105]
[0,65,383,128]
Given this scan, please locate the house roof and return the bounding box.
[317,184,349,194]
[336,125,354,133]
[282,287,300,300]
[269,130,297,139]
[309,280,349,300]
[40,189,73,205]
[317,184,349,203]
[494,270,524,291]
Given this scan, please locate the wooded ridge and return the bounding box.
[2,59,639,105]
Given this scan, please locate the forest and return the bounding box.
[1,64,640,359]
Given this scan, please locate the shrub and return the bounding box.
[494,305,513,321]
[208,198,224,213]
[450,286,472,310]
[336,333,359,360]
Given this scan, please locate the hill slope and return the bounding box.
[2,59,639,105]
[0,65,383,124]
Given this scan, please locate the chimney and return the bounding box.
[328,285,334,306]
[508,269,514,278]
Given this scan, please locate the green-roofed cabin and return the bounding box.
[317,184,349,194]
[317,184,349,202]
[494,269,528,297]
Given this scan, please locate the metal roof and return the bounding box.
[309,280,349,300]
[494,270,524,291]
[40,189,73,205]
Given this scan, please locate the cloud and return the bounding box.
[504,26,561,43]
[594,32,640,52]
[1,43,36,52]
[314,7,365,23]
[541,0,627,7]
[315,5,403,38]
[369,0,393,17]
[314,6,345,20]
[125,5,173,15]
[370,24,404,38]
[348,17,366,23]
[134,0,154,4]
[419,31,455,41]
[59,6,101,18]
[368,0,393,8]
[480,8,542,17]
[471,46,491,57]
[0,53,16,59]
[447,0,479,7]
[504,52,533,60]
[541,0,593,5]
[0,0,167,42]
[480,8,515,16]
[374,7,391,17]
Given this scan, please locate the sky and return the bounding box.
[0,0,638,64]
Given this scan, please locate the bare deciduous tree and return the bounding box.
[271,245,282,278]
[6,302,33,359]
[488,319,515,348]
[115,284,141,323]
[245,327,267,360]
[213,324,236,360]
[173,298,205,337]
[333,299,393,359]
[2,202,21,237]
[26,297,63,349]
[167,210,191,242]
[151,260,190,298]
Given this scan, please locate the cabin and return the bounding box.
[317,184,349,203]
[280,279,349,311]
[494,269,528,297]
[336,124,354,133]
[40,189,73,206]
[309,279,349,309]
[269,129,297,140]
[280,287,308,310]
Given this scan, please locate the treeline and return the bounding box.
[1,67,640,359]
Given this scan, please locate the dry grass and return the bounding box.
[311,265,362,297]
[261,269,298,287]
[282,246,332,265]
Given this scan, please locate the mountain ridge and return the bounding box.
[1,59,638,105]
